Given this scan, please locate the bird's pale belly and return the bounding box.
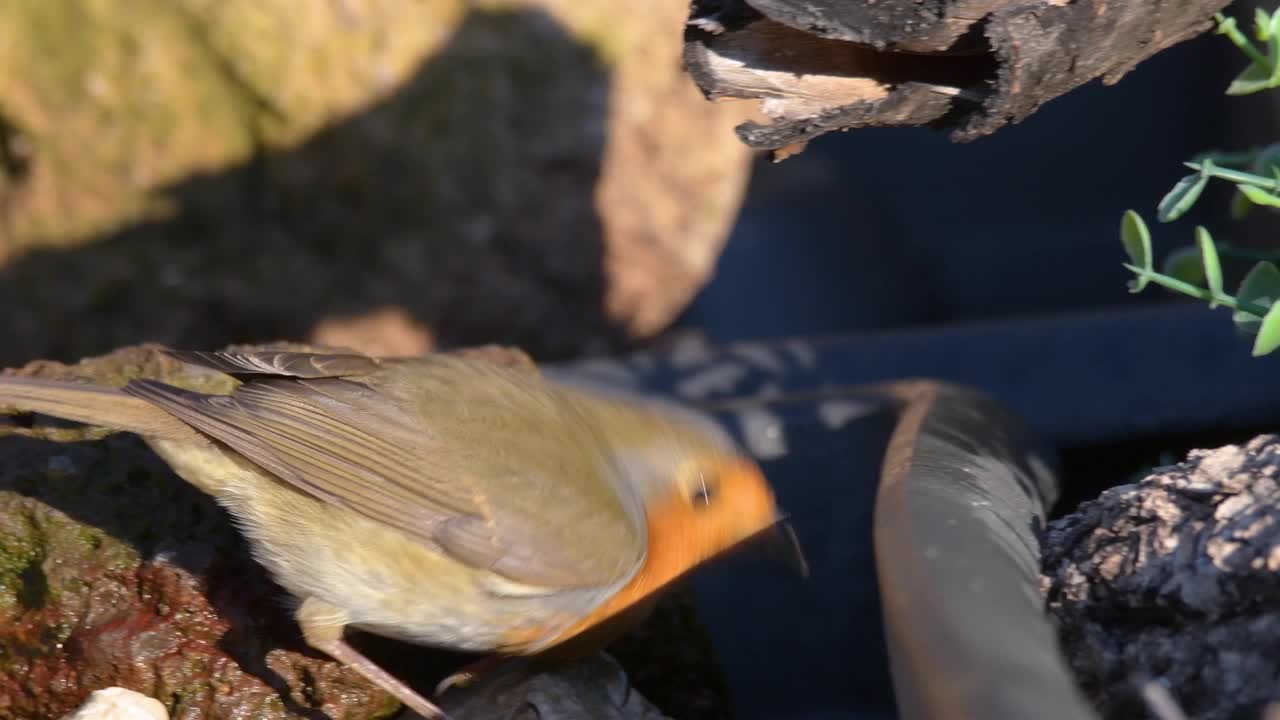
[147,438,607,653]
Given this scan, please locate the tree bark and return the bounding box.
[683,0,1232,156]
[1042,435,1280,720]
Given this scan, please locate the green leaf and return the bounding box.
[1232,188,1254,219]
[1255,7,1273,39]
[1227,61,1274,95]
[1233,261,1280,334]
[1254,301,1280,355]
[1121,211,1153,292]
[1197,226,1224,306]
[1238,184,1280,207]
[1226,29,1280,95]
[1157,172,1210,221]
[1162,247,1206,286]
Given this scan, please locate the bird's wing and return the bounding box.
[124,354,644,591]
[164,349,384,379]
[163,347,538,380]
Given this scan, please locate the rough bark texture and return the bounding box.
[0,0,755,366]
[0,344,729,720]
[1042,435,1280,720]
[683,0,1231,155]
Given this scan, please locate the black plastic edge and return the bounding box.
[872,381,1097,720]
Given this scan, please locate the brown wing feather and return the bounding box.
[164,349,383,379]
[123,370,641,590]
[0,376,203,443]
[126,379,472,528]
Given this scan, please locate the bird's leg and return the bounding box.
[434,654,507,696]
[297,597,453,720]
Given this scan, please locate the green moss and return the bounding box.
[0,504,41,611]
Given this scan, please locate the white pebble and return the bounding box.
[60,688,167,720]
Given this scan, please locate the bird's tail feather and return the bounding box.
[0,376,200,442]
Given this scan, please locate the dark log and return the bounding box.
[683,0,1231,156]
[1042,435,1280,720]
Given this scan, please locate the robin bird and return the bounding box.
[0,348,801,719]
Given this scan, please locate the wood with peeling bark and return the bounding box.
[684,0,1231,155]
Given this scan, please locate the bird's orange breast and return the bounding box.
[501,457,779,657]
[501,491,706,656]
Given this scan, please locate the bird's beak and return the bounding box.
[763,514,810,578]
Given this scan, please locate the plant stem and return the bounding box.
[1216,13,1275,68]
[1123,264,1272,316]
[1185,161,1280,189]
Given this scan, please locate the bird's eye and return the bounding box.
[690,471,719,508]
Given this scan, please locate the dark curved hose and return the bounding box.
[872,381,1097,720]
